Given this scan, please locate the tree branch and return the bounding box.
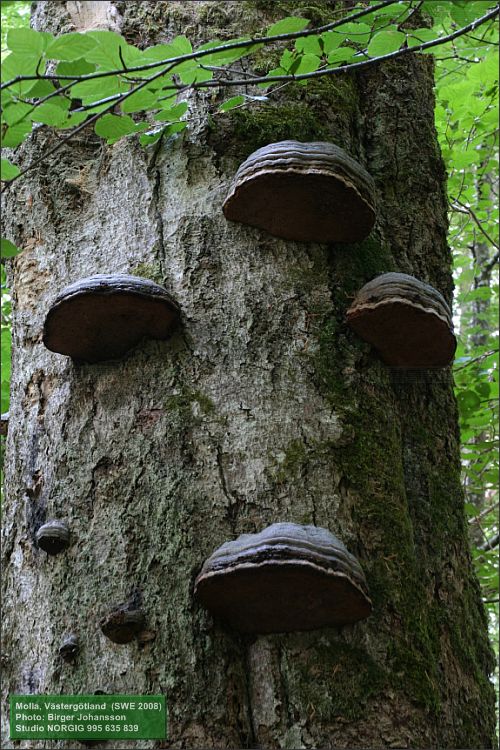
[0,0,400,91]
[450,197,500,251]
[2,3,498,187]
[479,533,499,551]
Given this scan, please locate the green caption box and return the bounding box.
[10,694,167,740]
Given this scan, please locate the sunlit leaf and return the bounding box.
[218,95,245,112]
[367,29,406,57]
[0,159,20,181]
[267,17,310,36]
[0,238,21,257]
[46,32,97,61]
[94,113,140,143]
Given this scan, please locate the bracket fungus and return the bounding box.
[194,522,371,634]
[43,274,180,363]
[0,411,8,437]
[99,602,145,644]
[222,140,376,243]
[59,634,79,662]
[346,272,457,368]
[36,520,70,555]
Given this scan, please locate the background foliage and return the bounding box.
[1,0,498,707]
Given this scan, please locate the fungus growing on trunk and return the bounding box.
[59,634,79,662]
[223,141,376,243]
[346,272,456,367]
[194,522,371,633]
[99,602,146,644]
[43,274,180,363]
[36,520,70,555]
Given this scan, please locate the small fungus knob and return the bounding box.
[36,520,70,555]
[100,602,146,644]
[59,634,79,661]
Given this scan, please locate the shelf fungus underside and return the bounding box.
[347,272,457,368]
[43,274,180,363]
[194,522,372,634]
[223,141,376,243]
[99,604,145,644]
[36,520,70,555]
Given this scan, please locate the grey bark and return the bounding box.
[1,2,496,749]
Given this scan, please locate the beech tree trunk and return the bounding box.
[1,2,496,749]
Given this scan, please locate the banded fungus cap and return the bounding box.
[194,522,372,634]
[43,274,180,364]
[346,272,457,368]
[222,140,376,243]
[99,602,145,644]
[36,520,70,555]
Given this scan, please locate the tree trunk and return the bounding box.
[1,2,496,749]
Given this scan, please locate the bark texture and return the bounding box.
[1,2,496,749]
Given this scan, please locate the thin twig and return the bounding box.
[450,197,500,251]
[454,349,499,371]
[468,501,499,525]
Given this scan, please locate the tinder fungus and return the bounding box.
[100,602,145,644]
[59,634,79,662]
[36,520,70,555]
[0,412,8,437]
[194,522,372,634]
[222,140,376,242]
[43,274,180,363]
[346,272,456,367]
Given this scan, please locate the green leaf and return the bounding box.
[46,32,97,61]
[1,120,32,148]
[71,75,124,102]
[84,31,137,68]
[0,159,20,181]
[2,101,32,125]
[338,22,371,40]
[321,32,342,54]
[56,58,97,81]
[94,113,140,144]
[196,38,262,66]
[450,1,493,26]
[327,47,357,64]
[30,102,69,126]
[290,53,321,75]
[177,64,213,85]
[0,238,21,258]
[407,28,438,47]
[154,101,188,121]
[25,79,56,98]
[218,95,245,112]
[7,27,51,56]
[58,111,88,129]
[267,17,310,36]
[138,120,186,146]
[367,29,406,57]
[121,88,158,113]
[1,53,39,81]
[295,35,322,55]
[457,389,481,414]
[168,35,192,55]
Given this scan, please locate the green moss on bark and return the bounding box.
[287,639,387,721]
